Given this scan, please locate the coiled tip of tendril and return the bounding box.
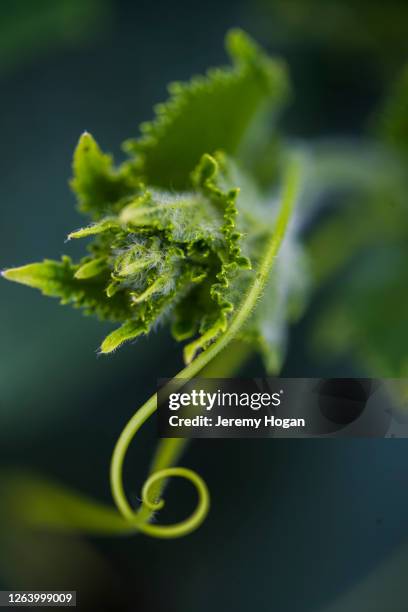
[141,478,165,512]
[136,466,210,538]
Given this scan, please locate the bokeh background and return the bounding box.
[1,1,408,610]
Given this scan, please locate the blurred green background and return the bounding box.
[1,1,408,610]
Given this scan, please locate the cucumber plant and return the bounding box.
[3,30,407,538]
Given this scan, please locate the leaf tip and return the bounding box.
[225,28,258,63]
[99,338,116,355]
[183,343,198,365]
[2,266,24,283]
[77,130,95,147]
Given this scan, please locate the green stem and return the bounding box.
[110,154,302,537]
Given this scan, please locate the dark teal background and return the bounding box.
[1,1,407,610]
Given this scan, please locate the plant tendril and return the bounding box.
[110,154,302,538]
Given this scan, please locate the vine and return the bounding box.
[3,26,406,538]
[110,156,301,536]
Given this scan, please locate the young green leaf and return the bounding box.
[99,153,255,354]
[124,29,289,189]
[71,132,140,219]
[3,256,133,321]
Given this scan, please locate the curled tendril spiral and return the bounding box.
[139,467,210,538]
[110,389,210,539]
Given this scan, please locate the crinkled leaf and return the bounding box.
[125,29,289,189]
[102,153,253,355]
[180,153,253,362]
